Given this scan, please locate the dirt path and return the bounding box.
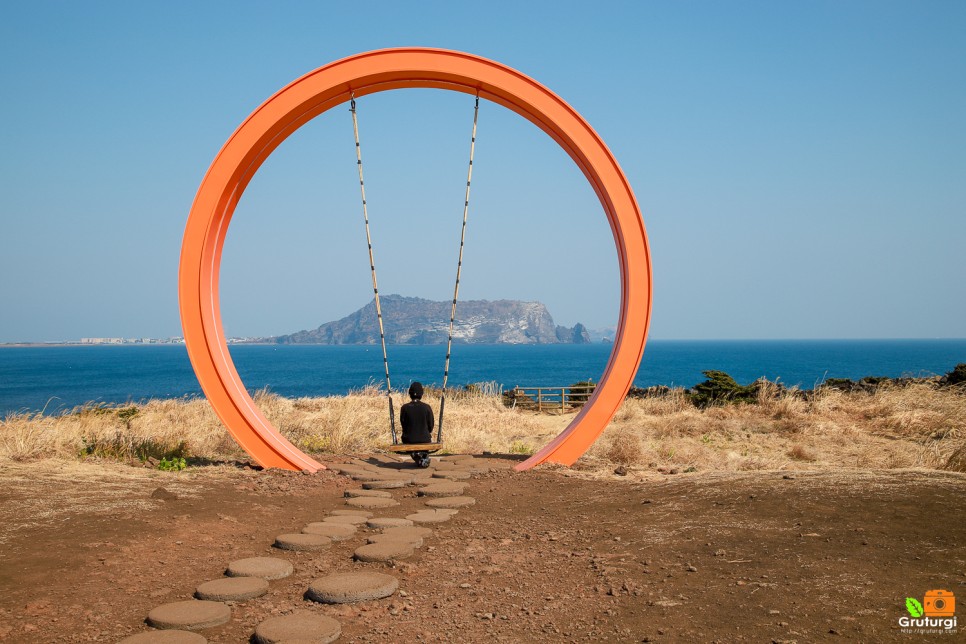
[1,457,963,642]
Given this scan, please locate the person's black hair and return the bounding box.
[409,382,424,400]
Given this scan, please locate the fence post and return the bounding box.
[537,388,542,412]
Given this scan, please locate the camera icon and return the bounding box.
[924,589,955,617]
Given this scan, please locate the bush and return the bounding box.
[687,371,758,408]
[567,380,596,404]
[944,363,966,387]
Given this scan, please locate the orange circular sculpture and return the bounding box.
[179,48,652,472]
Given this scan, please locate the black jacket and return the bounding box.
[400,399,434,444]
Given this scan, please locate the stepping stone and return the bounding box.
[226,557,293,580]
[346,496,399,509]
[407,510,456,524]
[306,571,399,604]
[367,517,413,529]
[439,454,476,463]
[302,522,356,540]
[353,470,410,481]
[425,495,476,509]
[253,611,340,644]
[432,461,463,470]
[367,533,424,548]
[146,600,230,631]
[368,453,402,465]
[382,525,433,540]
[331,509,373,517]
[195,577,268,601]
[119,632,207,644]
[274,533,331,552]
[350,473,387,482]
[329,465,370,475]
[432,470,471,480]
[417,482,466,497]
[354,540,414,562]
[362,479,408,489]
[323,514,368,525]
[345,488,392,498]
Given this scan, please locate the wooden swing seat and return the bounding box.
[387,442,443,453]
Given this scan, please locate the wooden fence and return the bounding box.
[505,385,596,412]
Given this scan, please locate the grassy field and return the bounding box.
[2,381,963,475]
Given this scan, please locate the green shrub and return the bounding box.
[567,380,596,404]
[945,363,966,386]
[158,456,187,471]
[688,370,758,408]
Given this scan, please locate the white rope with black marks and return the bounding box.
[350,95,397,443]
[437,95,480,443]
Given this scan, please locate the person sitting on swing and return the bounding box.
[400,381,434,468]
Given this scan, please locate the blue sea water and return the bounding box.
[0,340,963,416]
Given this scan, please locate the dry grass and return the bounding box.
[584,381,966,475]
[2,383,963,475]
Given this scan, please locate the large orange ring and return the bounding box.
[179,48,652,472]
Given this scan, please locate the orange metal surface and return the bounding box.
[178,48,652,472]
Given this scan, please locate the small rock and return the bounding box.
[151,487,178,501]
[686,565,698,572]
[614,465,628,476]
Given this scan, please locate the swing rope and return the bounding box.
[437,95,480,443]
[350,95,397,444]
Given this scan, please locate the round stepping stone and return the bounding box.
[432,470,471,480]
[274,533,331,552]
[432,461,462,470]
[349,472,384,482]
[425,495,476,509]
[367,517,413,529]
[119,632,207,644]
[354,540,414,562]
[362,479,407,489]
[303,522,356,540]
[253,611,340,644]
[329,465,368,475]
[194,576,268,601]
[382,525,433,540]
[346,496,399,509]
[367,533,423,548]
[417,482,466,497]
[226,557,293,580]
[407,510,455,524]
[330,509,373,517]
[146,600,230,631]
[323,514,368,525]
[345,488,392,498]
[307,571,399,604]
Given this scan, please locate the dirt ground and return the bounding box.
[1,456,963,643]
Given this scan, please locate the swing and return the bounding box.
[349,94,480,458]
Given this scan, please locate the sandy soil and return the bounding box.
[1,456,964,642]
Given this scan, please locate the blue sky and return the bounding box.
[1,0,963,342]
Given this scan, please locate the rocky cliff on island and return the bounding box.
[271,295,591,345]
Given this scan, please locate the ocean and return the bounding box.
[1,339,963,416]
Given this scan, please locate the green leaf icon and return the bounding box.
[906,597,924,617]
